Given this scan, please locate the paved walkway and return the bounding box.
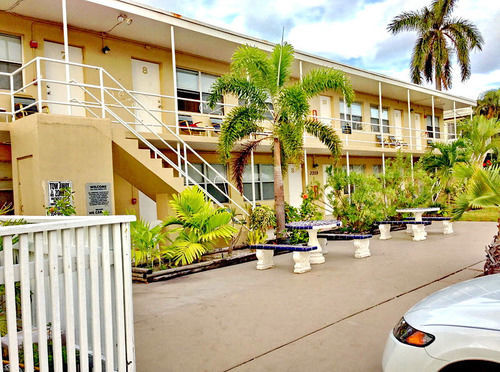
[133,221,496,372]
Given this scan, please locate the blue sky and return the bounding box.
[137,0,499,99]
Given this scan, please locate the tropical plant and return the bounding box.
[324,166,385,233]
[452,164,500,274]
[248,204,276,233]
[284,183,323,243]
[387,0,483,90]
[46,187,76,216]
[208,42,354,237]
[163,186,237,266]
[420,139,467,207]
[247,229,267,245]
[458,116,500,165]
[381,152,435,217]
[475,88,500,119]
[130,218,170,268]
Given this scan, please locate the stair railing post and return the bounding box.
[36,58,43,113]
[10,73,15,122]
[99,68,105,118]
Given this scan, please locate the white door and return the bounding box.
[414,113,422,150]
[44,41,85,116]
[394,110,402,140]
[322,165,334,215]
[287,164,303,208]
[319,96,331,125]
[131,59,161,133]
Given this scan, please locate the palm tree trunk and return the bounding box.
[484,216,500,275]
[273,137,286,239]
[435,76,442,91]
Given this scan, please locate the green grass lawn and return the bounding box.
[460,207,499,222]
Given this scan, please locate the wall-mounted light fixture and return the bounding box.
[102,45,111,54]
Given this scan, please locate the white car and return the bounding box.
[383,274,500,371]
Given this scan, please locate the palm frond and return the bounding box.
[387,9,428,34]
[232,137,271,193]
[208,74,268,109]
[218,105,264,162]
[270,42,294,91]
[278,85,310,121]
[277,120,304,163]
[300,69,355,104]
[304,118,342,157]
[230,45,272,89]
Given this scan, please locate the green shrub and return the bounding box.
[163,186,237,266]
[130,218,170,268]
[324,166,385,233]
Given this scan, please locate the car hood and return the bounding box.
[405,274,500,331]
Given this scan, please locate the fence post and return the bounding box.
[121,222,136,371]
[3,235,19,370]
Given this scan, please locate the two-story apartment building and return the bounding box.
[0,0,476,222]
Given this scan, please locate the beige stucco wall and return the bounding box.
[10,113,114,215]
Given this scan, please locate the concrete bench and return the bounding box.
[377,221,431,241]
[317,233,372,258]
[250,244,317,274]
[404,217,453,234]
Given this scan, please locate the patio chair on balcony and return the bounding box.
[178,114,203,135]
[375,134,389,147]
[210,117,223,135]
[14,95,48,119]
[341,121,352,134]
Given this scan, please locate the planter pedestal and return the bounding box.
[256,249,274,270]
[353,239,371,258]
[379,224,392,240]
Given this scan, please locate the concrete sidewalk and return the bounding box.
[133,221,496,372]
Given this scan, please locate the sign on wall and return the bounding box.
[86,183,111,215]
[47,181,73,206]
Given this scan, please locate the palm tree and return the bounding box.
[420,139,467,205]
[208,43,354,237]
[453,164,500,274]
[475,88,500,119]
[458,116,500,165]
[387,0,483,90]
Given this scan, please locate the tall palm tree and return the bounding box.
[458,116,500,165]
[208,43,354,237]
[453,164,500,274]
[387,0,483,91]
[475,88,500,119]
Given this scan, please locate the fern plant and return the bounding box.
[163,186,237,266]
[130,218,170,268]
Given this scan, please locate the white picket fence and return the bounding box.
[0,216,136,371]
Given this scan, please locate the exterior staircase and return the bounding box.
[111,128,185,202]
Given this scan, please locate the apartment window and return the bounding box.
[340,101,363,131]
[239,96,274,121]
[176,68,223,115]
[343,164,366,174]
[188,163,229,203]
[447,122,456,140]
[242,164,274,201]
[372,164,383,175]
[426,115,441,139]
[0,34,22,90]
[370,106,389,133]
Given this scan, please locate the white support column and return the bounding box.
[250,135,256,208]
[453,101,457,140]
[346,151,351,200]
[378,82,384,148]
[470,106,473,120]
[407,89,413,150]
[382,153,386,175]
[170,26,181,171]
[431,95,436,141]
[300,60,308,187]
[410,154,414,181]
[62,0,71,115]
